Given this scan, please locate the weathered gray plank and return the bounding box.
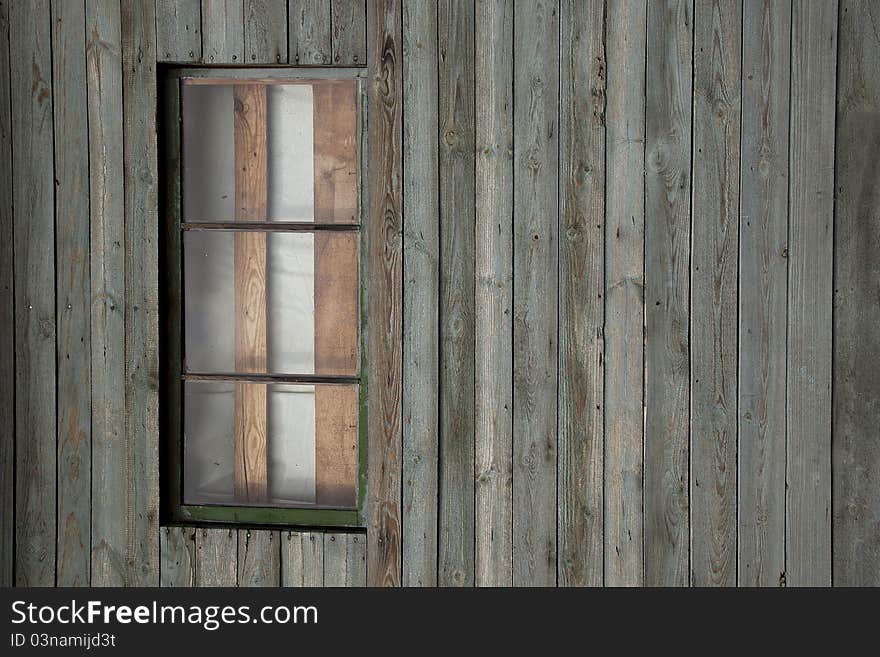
[558,0,604,588]
[366,0,403,588]
[401,0,438,588]
[786,0,836,588]
[237,529,280,586]
[690,0,740,588]
[332,0,366,65]
[604,0,646,588]
[160,527,196,586]
[289,0,330,64]
[121,0,160,586]
[738,0,790,588]
[438,0,475,588]
[512,0,558,587]
[324,533,366,586]
[0,0,15,588]
[11,0,56,587]
[244,0,287,63]
[197,528,238,586]
[202,0,244,63]
[281,531,324,586]
[833,0,880,587]
[156,0,201,62]
[87,0,127,587]
[644,0,691,587]
[474,0,513,588]
[52,0,91,587]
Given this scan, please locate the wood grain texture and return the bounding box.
[786,0,836,587]
[644,0,691,587]
[438,0,475,588]
[237,529,280,585]
[244,0,287,63]
[366,0,403,587]
[160,527,196,586]
[604,0,646,588]
[0,0,13,588]
[289,0,330,64]
[315,384,359,506]
[474,0,513,588]
[738,0,789,588]
[52,0,91,587]
[121,0,160,586]
[313,80,360,507]
[282,531,324,586]
[11,0,56,587]
[512,0,558,587]
[401,0,438,587]
[233,84,268,503]
[324,533,366,586]
[332,0,366,65]
[87,0,127,587]
[833,0,880,587]
[197,528,238,585]
[690,0,740,588]
[156,0,201,62]
[202,0,245,63]
[313,80,359,225]
[558,0,604,588]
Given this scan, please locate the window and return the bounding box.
[162,69,366,527]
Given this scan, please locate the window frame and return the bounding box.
[160,66,369,529]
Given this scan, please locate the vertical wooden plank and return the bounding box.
[196,528,238,586]
[160,527,196,586]
[202,0,244,63]
[558,0,605,588]
[738,0,789,588]
[786,0,836,588]
[690,0,740,588]
[244,0,287,63]
[232,84,269,503]
[324,533,366,586]
[332,0,366,65]
[644,0,691,587]
[52,0,91,587]
[289,0,331,64]
[238,529,280,586]
[313,80,359,507]
[88,0,126,587]
[156,0,201,62]
[604,0,646,588]
[833,0,880,587]
[11,0,56,587]
[121,0,160,586]
[401,0,438,587]
[282,531,324,586]
[438,0,475,588]
[366,0,403,587]
[0,0,15,588]
[512,0,558,587]
[474,0,513,588]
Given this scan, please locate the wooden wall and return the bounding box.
[1,0,878,587]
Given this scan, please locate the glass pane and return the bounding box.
[181,79,359,223]
[184,230,360,376]
[183,381,359,509]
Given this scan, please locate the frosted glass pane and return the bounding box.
[183,382,358,508]
[184,230,359,375]
[182,85,235,221]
